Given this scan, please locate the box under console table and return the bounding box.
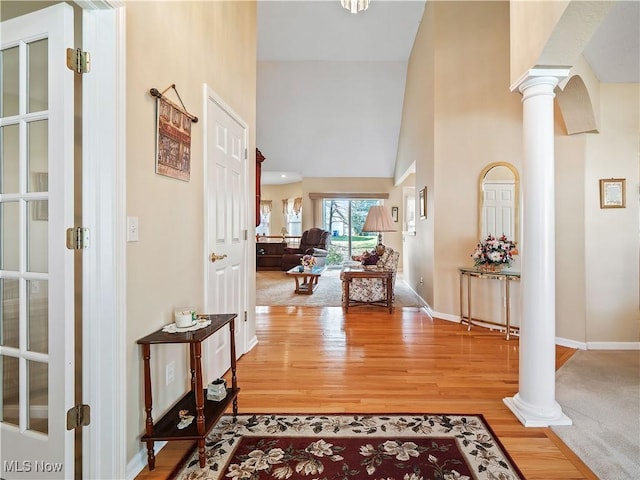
[136,313,239,470]
[458,267,520,340]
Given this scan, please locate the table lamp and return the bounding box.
[362,205,396,255]
[280,227,288,242]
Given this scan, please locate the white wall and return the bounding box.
[584,84,639,343]
[397,1,639,345]
[395,0,436,304]
[432,1,524,318]
[124,1,256,464]
[257,61,407,177]
[260,182,303,236]
[555,131,588,341]
[396,1,523,312]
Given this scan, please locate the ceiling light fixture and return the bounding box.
[341,0,370,14]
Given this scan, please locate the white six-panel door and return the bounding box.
[0,4,75,478]
[203,85,247,382]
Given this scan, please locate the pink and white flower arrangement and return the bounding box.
[471,234,518,268]
[301,254,317,268]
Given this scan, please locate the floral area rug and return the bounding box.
[175,414,524,480]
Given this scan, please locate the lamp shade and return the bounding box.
[362,206,396,234]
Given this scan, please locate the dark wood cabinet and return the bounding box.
[256,241,285,270]
[136,314,239,470]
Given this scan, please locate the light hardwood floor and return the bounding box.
[135,306,596,480]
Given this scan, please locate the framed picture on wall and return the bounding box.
[599,178,626,208]
[419,187,427,219]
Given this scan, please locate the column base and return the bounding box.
[503,394,572,427]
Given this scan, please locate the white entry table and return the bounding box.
[458,267,521,340]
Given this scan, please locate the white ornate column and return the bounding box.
[503,68,572,427]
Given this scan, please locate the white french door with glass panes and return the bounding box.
[1,4,75,478]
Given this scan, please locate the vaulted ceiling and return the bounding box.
[257,0,639,185]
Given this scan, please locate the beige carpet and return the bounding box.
[256,268,425,308]
[552,350,640,480]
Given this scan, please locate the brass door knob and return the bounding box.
[210,252,227,263]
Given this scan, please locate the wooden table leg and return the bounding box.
[141,344,156,470]
[386,276,393,313]
[192,342,206,467]
[459,271,464,325]
[189,340,196,392]
[466,273,473,331]
[343,279,350,312]
[505,277,511,340]
[229,318,239,417]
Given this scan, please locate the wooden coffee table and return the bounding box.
[286,266,326,294]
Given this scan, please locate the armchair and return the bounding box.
[281,227,331,271]
[341,247,400,306]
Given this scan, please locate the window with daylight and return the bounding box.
[256,212,270,236]
[286,211,301,236]
[283,197,303,236]
[256,200,272,236]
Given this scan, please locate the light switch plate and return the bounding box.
[127,216,139,242]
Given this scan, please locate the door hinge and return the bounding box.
[66,404,90,430]
[66,48,91,74]
[66,227,90,250]
[244,311,247,322]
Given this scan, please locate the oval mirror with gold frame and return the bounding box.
[478,162,519,243]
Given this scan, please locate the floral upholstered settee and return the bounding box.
[341,247,400,305]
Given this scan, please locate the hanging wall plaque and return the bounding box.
[155,95,192,181]
[150,85,198,182]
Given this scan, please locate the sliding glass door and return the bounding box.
[321,199,380,265]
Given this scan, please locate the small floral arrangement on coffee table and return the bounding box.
[301,254,317,269]
[471,234,518,270]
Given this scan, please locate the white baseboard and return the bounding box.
[586,341,640,350]
[542,337,639,350]
[432,311,460,323]
[402,283,431,312]
[246,334,259,352]
[420,304,434,318]
[555,336,587,350]
[126,441,167,480]
[433,311,638,350]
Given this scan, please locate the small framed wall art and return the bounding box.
[599,178,626,208]
[419,187,427,219]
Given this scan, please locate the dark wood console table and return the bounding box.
[136,313,239,470]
